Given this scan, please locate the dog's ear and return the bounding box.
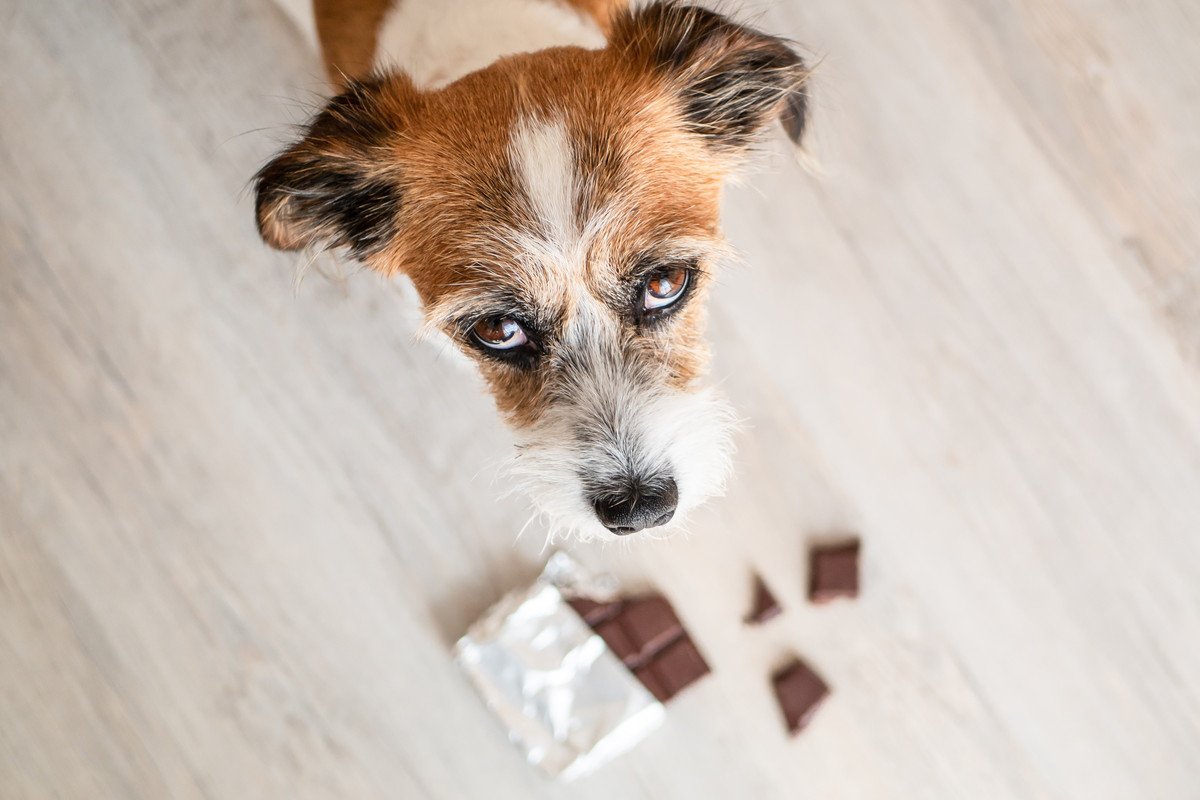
[612,2,810,149]
[254,76,417,260]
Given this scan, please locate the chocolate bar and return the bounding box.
[772,658,829,734]
[456,554,665,779]
[808,540,860,603]
[573,592,710,702]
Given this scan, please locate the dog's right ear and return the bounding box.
[254,76,418,260]
[612,2,811,151]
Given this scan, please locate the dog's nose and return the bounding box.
[591,478,678,535]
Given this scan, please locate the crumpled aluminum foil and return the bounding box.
[455,553,664,780]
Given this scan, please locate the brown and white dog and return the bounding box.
[254,0,809,540]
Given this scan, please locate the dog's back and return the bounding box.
[310,0,619,88]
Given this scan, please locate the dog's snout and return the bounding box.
[591,478,678,535]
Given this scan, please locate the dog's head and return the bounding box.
[254,3,809,539]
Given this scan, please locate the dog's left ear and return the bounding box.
[612,2,810,150]
[254,76,417,261]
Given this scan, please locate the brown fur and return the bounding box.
[558,0,627,33]
[312,0,629,86]
[314,0,393,86]
[377,48,727,423]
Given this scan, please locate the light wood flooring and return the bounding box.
[2,0,1199,797]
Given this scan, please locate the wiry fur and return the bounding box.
[611,3,810,148]
[254,1,812,541]
[504,297,737,542]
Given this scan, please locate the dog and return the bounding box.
[254,0,810,540]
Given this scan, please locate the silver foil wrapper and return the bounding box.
[455,553,664,780]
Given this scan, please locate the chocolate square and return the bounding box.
[645,635,710,702]
[745,574,782,625]
[808,540,860,603]
[620,596,683,660]
[772,658,829,734]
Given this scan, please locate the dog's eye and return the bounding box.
[471,316,529,350]
[642,265,690,312]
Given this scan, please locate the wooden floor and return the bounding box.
[3,1,1200,797]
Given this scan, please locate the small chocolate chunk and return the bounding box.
[808,540,860,603]
[568,597,623,626]
[772,658,829,734]
[620,596,683,661]
[745,574,782,625]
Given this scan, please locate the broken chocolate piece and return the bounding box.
[568,597,623,626]
[808,540,860,603]
[772,658,829,734]
[575,592,711,703]
[642,635,710,702]
[745,574,782,624]
[620,596,683,660]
